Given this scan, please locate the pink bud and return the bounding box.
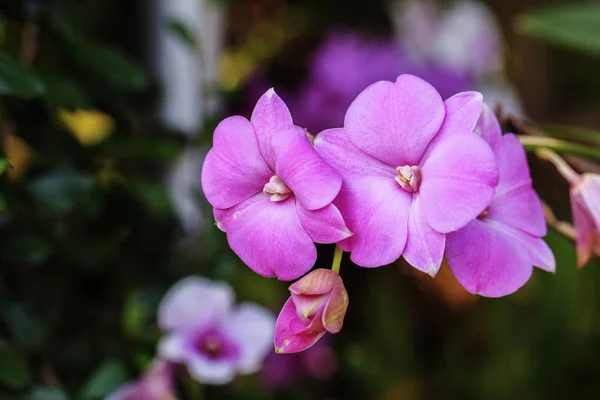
[274,269,348,353]
[571,174,600,267]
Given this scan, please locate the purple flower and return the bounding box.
[106,361,175,400]
[314,74,499,275]
[157,277,275,385]
[274,269,348,354]
[445,104,555,297]
[201,89,351,280]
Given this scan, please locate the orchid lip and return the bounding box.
[263,175,292,201]
[395,165,421,193]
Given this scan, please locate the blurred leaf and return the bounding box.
[27,387,68,400]
[519,4,600,55]
[59,109,114,147]
[43,75,88,108]
[131,180,172,218]
[0,53,45,97]
[100,137,185,161]
[122,287,162,339]
[519,136,600,159]
[167,19,197,50]
[28,170,101,215]
[2,303,46,350]
[80,360,127,399]
[0,343,31,389]
[0,158,11,175]
[67,39,149,90]
[542,125,600,147]
[0,234,53,265]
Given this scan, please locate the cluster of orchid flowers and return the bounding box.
[202,72,564,357]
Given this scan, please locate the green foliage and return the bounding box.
[519,3,600,55]
[80,360,127,399]
[0,344,31,389]
[0,53,45,96]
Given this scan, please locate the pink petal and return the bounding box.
[420,133,498,233]
[493,134,534,199]
[422,92,483,156]
[402,196,445,277]
[223,303,275,373]
[572,190,600,268]
[289,268,341,295]
[158,277,234,332]
[446,220,533,297]
[201,116,272,209]
[314,128,397,179]
[296,203,352,243]
[322,284,348,334]
[475,102,502,152]
[215,193,316,281]
[274,298,326,354]
[344,75,445,166]
[272,125,342,210]
[579,174,600,229]
[522,235,555,272]
[157,333,188,362]
[335,176,412,267]
[250,88,294,169]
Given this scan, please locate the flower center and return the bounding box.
[263,175,292,202]
[395,165,421,193]
[478,208,489,220]
[198,333,224,359]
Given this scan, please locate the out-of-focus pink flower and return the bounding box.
[315,75,498,275]
[106,361,175,400]
[260,338,338,390]
[538,148,600,268]
[157,277,275,385]
[274,269,348,354]
[445,104,555,297]
[201,89,351,281]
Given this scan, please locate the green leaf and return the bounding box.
[27,387,69,400]
[43,75,88,108]
[100,137,185,161]
[0,158,11,175]
[519,4,600,55]
[167,19,198,50]
[0,53,45,97]
[67,39,149,90]
[131,180,172,218]
[80,360,127,399]
[519,136,600,160]
[0,343,31,389]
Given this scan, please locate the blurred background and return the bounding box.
[0,0,599,398]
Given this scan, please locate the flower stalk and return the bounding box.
[332,245,343,274]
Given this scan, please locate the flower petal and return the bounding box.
[223,303,275,374]
[296,203,352,243]
[158,277,234,332]
[475,102,502,152]
[446,220,533,297]
[335,176,412,267]
[422,91,483,155]
[572,190,600,268]
[157,333,189,362]
[521,235,555,272]
[250,88,294,169]
[201,116,272,209]
[322,283,348,334]
[274,298,326,354]
[215,193,316,280]
[187,354,237,385]
[420,133,498,233]
[314,128,396,179]
[344,75,445,166]
[272,125,342,210]
[402,196,446,276]
[493,134,533,198]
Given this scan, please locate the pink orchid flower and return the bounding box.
[538,147,600,268]
[106,361,175,400]
[157,277,275,385]
[445,104,555,297]
[274,269,348,354]
[314,74,499,275]
[201,89,351,281]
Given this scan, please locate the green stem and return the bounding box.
[331,245,343,274]
[519,135,600,160]
[541,125,600,147]
[535,147,581,185]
